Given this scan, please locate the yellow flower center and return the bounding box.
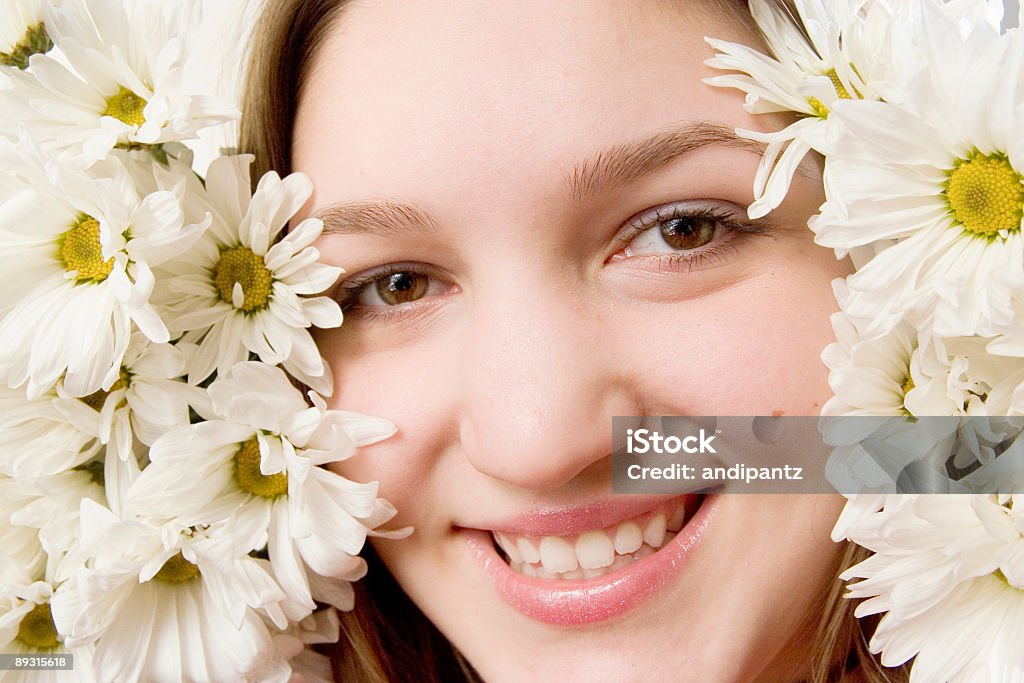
[826,68,855,100]
[213,246,274,312]
[16,602,59,649]
[807,97,830,119]
[103,87,147,127]
[60,216,114,283]
[79,371,130,410]
[898,371,916,417]
[945,153,1024,236]
[234,436,288,498]
[807,67,860,119]
[0,23,53,70]
[153,552,200,584]
[75,459,105,487]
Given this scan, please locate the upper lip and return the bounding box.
[464,494,689,536]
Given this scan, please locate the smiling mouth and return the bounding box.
[489,496,703,581]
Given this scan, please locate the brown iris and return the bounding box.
[376,272,429,305]
[660,216,716,250]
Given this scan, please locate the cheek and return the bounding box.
[617,251,851,415]
[318,328,461,518]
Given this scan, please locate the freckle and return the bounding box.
[772,409,784,417]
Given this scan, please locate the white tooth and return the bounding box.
[643,514,667,548]
[582,567,608,579]
[535,566,557,580]
[522,563,537,577]
[634,544,655,560]
[539,536,578,573]
[667,503,686,532]
[561,568,584,580]
[613,522,643,555]
[575,530,614,569]
[498,533,523,563]
[516,537,540,564]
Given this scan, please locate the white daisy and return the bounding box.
[822,412,963,500]
[3,469,104,581]
[0,479,46,579]
[0,0,50,69]
[820,311,1024,490]
[81,332,201,455]
[830,492,890,542]
[810,6,1023,338]
[0,136,209,398]
[0,385,101,479]
[939,0,1010,35]
[823,315,1024,418]
[129,362,405,614]
[154,155,343,390]
[0,0,238,165]
[0,553,96,683]
[704,0,897,217]
[841,494,1024,681]
[51,499,286,682]
[909,334,1024,418]
[821,312,919,417]
[49,333,203,513]
[251,607,340,683]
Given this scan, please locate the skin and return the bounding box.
[293,1,856,681]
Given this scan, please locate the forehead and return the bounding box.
[292,0,758,207]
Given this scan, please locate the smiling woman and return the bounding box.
[240,1,899,681]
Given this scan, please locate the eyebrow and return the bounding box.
[315,121,775,236]
[564,121,767,202]
[316,200,440,237]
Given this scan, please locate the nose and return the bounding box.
[455,282,640,491]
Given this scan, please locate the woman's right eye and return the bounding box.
[372,272,430,305]
[337,266,451,314]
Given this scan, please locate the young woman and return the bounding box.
[241,1,904,680]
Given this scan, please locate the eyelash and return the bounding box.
[334,202,773,318]
[334,263,442,320]
[610,203,773,272]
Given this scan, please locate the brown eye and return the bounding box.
[660,216,716,250]
[375,271,429,305]
[622,204,734,258]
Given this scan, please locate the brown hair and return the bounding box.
[240,2,911,681]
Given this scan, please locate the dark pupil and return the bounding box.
[661,217,715,250]
[388,273,415,292]
[377,272,428,305]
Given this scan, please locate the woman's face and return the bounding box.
[294,1,851,681]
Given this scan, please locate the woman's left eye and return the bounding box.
[606,200,774,270]
[627,213,718,255]
[613,201,763,262]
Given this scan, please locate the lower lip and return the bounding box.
[464,494,717,626]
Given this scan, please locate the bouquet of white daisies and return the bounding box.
[707,0,1024,679]
[0,1,407,681]
[4,0,1024,681]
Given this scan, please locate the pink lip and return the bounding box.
[465,493,716,626]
